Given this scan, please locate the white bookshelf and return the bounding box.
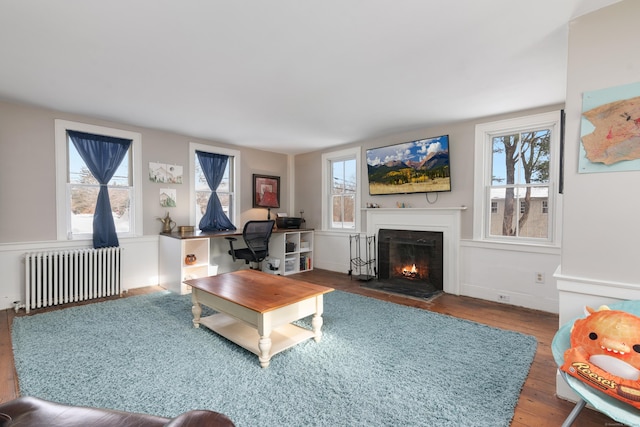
[269,230,314,275]
[159,234,213,294]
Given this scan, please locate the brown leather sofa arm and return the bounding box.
[0,396,235,427]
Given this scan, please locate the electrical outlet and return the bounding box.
[535,272,545,284]
[498,294,510,302]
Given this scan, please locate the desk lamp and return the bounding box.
[257,190,279,220]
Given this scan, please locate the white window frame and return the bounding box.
[321,146,361,232]
[473,111,562,247]
[55,119,143,241]
[189,142,241,228]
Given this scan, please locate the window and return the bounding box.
[519,200,527,214]
[473,111,562,245]
[55,120,142,240]
[331,158,356,229]
[321,147,360,231]
[189,143,240,228]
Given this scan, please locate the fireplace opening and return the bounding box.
[363,229,443,299]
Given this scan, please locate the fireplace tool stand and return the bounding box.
[348,234,376,281]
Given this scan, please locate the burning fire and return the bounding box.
[402,264,418,278]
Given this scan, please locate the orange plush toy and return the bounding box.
[561,306,640,408]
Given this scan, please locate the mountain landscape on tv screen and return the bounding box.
[366,137,451,195]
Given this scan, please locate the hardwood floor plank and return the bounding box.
[0,309,19,403]
[0,270,619,425]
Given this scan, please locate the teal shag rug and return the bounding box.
[12,290,537,426]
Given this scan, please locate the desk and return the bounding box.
[159,228,314,293]
[552,300,640,426]
[185,270,333,368]
[160,229,242,240]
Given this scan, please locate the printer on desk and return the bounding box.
[276,216,303,229]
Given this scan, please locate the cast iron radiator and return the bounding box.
[24,247,122,313]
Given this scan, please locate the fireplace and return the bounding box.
[366,229,443,299]
[365,207,464,296]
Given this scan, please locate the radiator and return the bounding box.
[24,247,123,313]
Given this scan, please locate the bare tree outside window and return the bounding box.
[491,129,550,239]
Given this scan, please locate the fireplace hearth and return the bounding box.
[362,228,443,300]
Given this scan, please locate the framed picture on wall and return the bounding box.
[253,174,280,209]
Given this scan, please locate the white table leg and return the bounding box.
[192,297,202,328]
[312,295,324,342]
[258,335,272,368]
[312,314,323,342]
[258,313,273,368]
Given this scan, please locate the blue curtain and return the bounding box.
[68,130,132,248]
[196,150,236,231]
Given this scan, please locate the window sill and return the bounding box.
[65,233,144,243]
[461,238,561,255]
[315,229,358,237]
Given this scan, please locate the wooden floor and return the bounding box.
[0,269,617,426]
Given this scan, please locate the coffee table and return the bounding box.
[184,269,334,368]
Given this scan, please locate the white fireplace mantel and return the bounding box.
[365,207,465,295]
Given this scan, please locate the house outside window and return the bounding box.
[473,111,562,245]
[189,143,240,228]
[55,120,142,240]
[321,147,360,231]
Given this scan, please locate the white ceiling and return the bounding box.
[0,0,621,154]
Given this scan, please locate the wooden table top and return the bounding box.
[184,270,334,313]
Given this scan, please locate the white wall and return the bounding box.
[0,100,289,310]
[461,242,561,313]
[555,0,640,401]
[0,100,290,243]
[313,231,352,273]
[558,0,640,323]
[560,0,640,289]
[7,0,631,318]
[303,104,564,314]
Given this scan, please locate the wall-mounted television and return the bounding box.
[366,134,451,195]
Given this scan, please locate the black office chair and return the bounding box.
[225,220,275,268]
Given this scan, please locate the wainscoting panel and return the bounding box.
[461,241,561,313]
[314,228,562,314]
[313,231,352,274]
[0,236,159,311]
